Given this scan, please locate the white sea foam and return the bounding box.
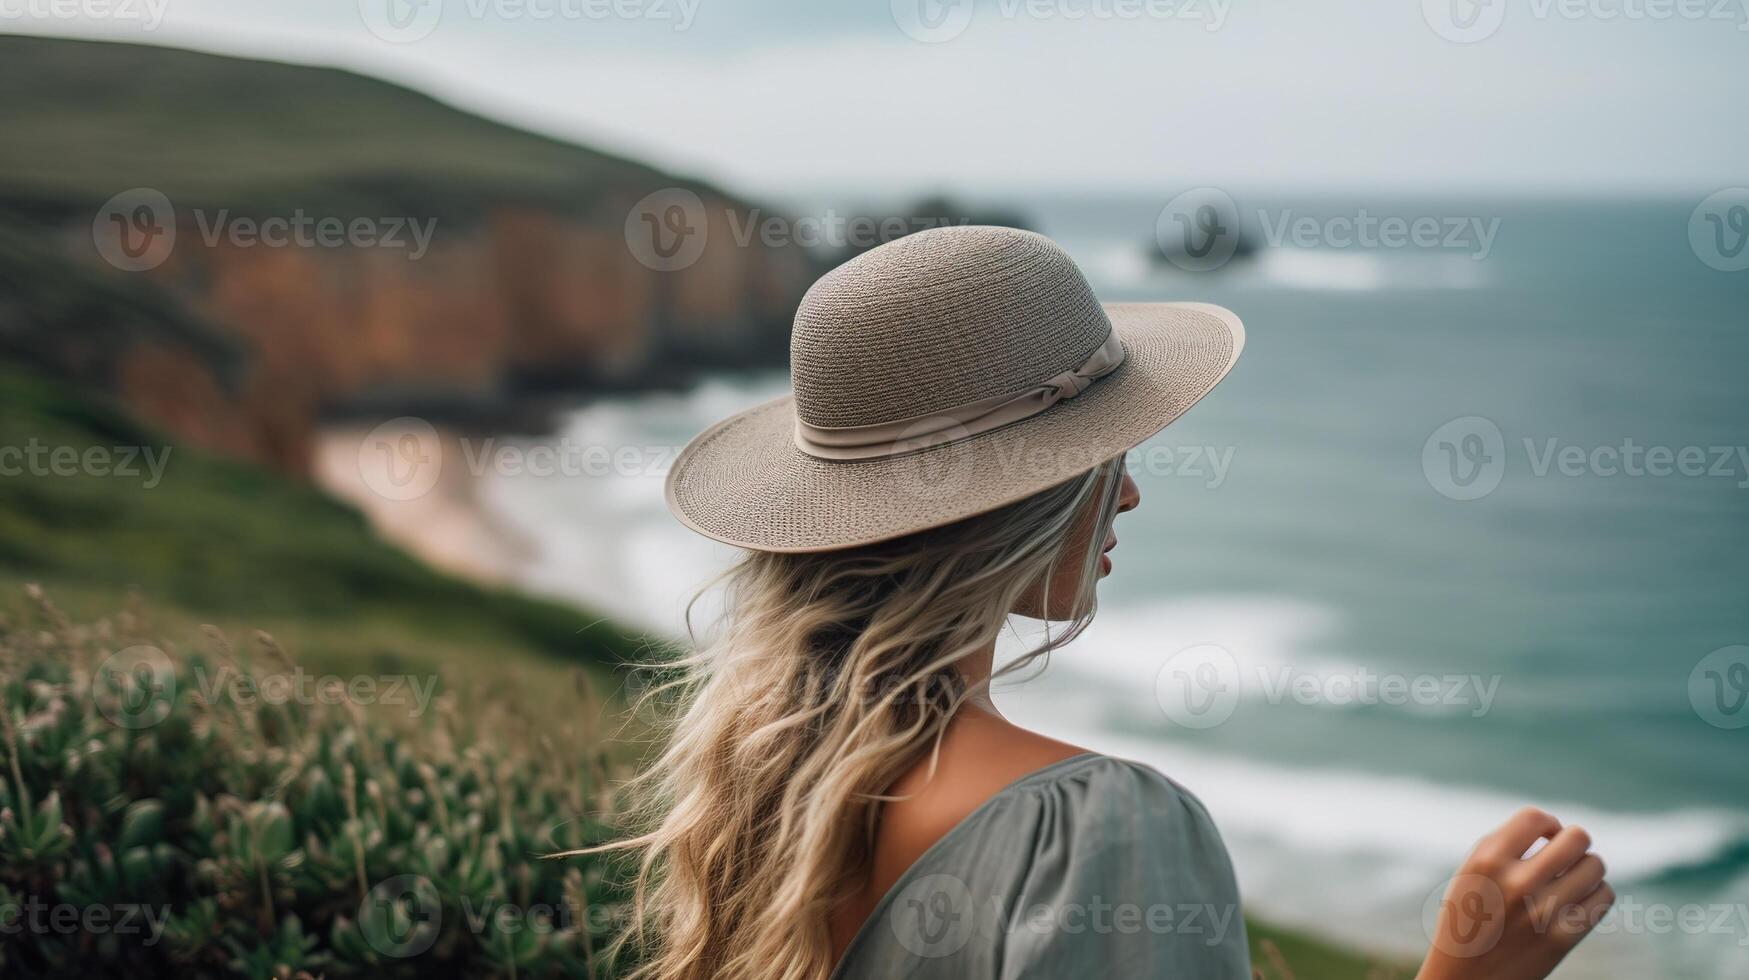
[473,377,777,635]
[1002,601,1744,879]
[1071,238,1491,293]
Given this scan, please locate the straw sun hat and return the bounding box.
[665,225,1245,553]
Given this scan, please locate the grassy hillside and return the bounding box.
[0,588,638,978]
[0,34,688,215]
[0,367,651,679]
[0,370,657,975]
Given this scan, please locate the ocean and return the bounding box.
[375,195,1749,977]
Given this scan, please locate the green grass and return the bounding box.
[0,366,653,680]
[0,588,639,978]
[0,369,664,977]
[1249,918,1416,979]
[0,34,704,217]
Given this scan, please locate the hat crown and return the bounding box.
[789,226,1112,429]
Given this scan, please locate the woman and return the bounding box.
[601,226,1614,979]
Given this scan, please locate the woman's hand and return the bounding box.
[1418,806,1614,980]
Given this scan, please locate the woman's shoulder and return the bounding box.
[880,713,1215,866]
[940,710,1208,820]
[893,736,1232,895]
[981,749,1222,844]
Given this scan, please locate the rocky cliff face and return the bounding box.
[84,197,812,473]
[0,36,817,474]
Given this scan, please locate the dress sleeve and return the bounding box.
[995,758,1251,979]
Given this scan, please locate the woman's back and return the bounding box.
[830,735,1250,978]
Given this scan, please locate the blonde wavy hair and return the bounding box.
[590,457,1126,980]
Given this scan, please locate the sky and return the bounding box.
[5,0,1746,198]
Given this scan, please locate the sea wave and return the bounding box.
[1075,240,1491,292]
[1001,600,1746,880]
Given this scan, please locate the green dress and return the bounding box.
[831,753,1252,978]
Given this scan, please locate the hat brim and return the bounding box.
[665,302,1244,553]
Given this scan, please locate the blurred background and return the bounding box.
[2,1,1746,977]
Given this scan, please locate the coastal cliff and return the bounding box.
[0,35,817,473]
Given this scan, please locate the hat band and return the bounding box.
[792,331,1126,461]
